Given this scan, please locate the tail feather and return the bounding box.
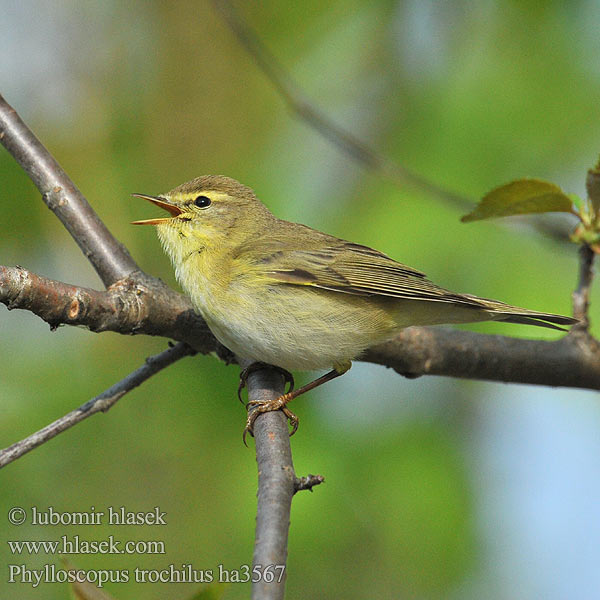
[460,294,578,331]
[496,314,574,331]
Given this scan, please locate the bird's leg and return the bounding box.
[237,362,294,404]
[243,362,351,444]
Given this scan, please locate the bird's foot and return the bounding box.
[243,393,299,446]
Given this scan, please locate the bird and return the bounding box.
[132,175,577,440]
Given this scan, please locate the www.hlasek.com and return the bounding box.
[8,535,164,555]
[8,564,286,588]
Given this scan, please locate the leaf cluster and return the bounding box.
[462,158,600,253]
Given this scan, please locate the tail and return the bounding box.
[496,313,577,331]
[461,294,578,331]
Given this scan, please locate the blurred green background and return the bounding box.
[2,1,600,599]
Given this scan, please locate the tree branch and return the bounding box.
[0,93,138,286]
[0,265,224,357]
[571,244,595,330]
[0,342,195,468]
[364,326,600,389]
[241,360,294,600]
[294,474,325,494]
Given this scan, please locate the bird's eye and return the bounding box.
[194,195,211,208]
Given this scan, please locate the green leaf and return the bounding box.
[461,178,574,223]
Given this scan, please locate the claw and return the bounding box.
[237,376,248,405]
[282,407,299,436]
[242,423,252,447]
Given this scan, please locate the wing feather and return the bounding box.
[242,229,486,307]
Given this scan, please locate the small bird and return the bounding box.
[133,176,576,440]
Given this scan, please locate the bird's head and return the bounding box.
[132,175,273,263]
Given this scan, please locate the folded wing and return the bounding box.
[241,224,576,330]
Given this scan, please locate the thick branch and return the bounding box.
[364,326,600,389]
[241,360,294,600]
[0,93,138,286]
[0,266,223,357]
[0,342,195,468]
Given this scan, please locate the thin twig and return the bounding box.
[571,244,595,330]
[240,359,295,600]
[0,343,195,468]
[211,0,472,211]
[294,474,325,494]
[0,93,138,286]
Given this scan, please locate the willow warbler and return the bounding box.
[133,175,576,439]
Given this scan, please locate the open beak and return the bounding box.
[131,193,183,225]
